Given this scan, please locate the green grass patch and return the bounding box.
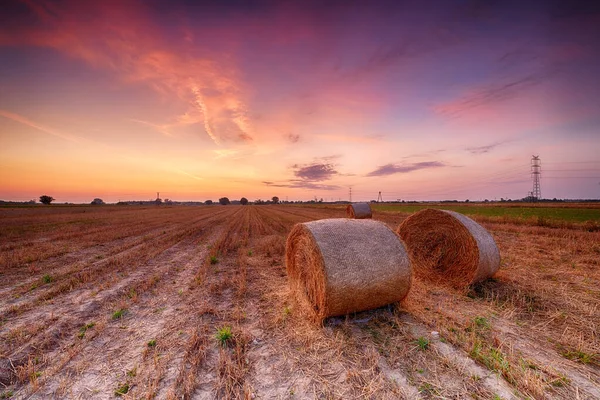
[115,383,129,396]
[215,326,232,347]
[112,308,128,320]
[562,349,597,365]
[77,322,95,339]
[415,337,429,351]
[371,203,600,223]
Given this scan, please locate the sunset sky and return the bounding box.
[1,0,599,203]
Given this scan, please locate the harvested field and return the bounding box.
[1,204,599,399]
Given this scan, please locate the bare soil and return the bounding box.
[1,205,598,399]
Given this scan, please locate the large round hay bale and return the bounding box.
[346,202,372,219]
[286,218,411,322]
[397,209,500,288]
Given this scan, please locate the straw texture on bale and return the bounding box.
[397,209,500,288]
[346,202,372,219]
[286,218,411,322]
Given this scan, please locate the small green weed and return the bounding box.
[415,337,429,351]
[418,382,437,395]
[247,250,253,256]
[1,390,14,399]
[77,322,95,339]
[550,375,570,387]
[562,349,596,365]
[115,383,129,396]
[42,274,52,284]
[127,367,137,377]
[474,316,490,329]
[147,339,156,347]
[215,326,232,346]
[112,308,127,320]
[210,256,219,264]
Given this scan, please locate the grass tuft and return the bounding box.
[215,326,233,347]
[562,349,597,365]
[115,383,129,396]
[77,322,95,339]
[112,308,128,320]
[415,336,429,351]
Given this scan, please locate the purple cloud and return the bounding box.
[367,161,445,177]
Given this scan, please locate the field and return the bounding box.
[0,204,599,399]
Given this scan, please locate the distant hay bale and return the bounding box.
[397,209,500,288]
[286,218,411,322]
[346,203,372,219]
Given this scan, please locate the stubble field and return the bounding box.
[0,204,599,399]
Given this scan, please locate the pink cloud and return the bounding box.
[5,0,253,145]
[0,109,82,143]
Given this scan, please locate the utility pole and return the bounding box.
[531,156,541,201]
[349,187,352,203]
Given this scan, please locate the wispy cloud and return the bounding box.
[292,162,338,181]
[366,161,445,177]
[9,1,252,145]
[263,180,340,190]
[287,133,301,143]
[0,109,82,143]
[263,158,341,190]
[434,74,546,118]
[465,141,504,154]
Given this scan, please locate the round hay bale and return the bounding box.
[286,218,411,322]
[346,202,372,219]
[397,209,500,288]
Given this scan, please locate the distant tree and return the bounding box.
[205,200,213,205]
[91,198,105,205]
[272,196,279,204]
[219,197,230,205]
[240,197,248,205]
[39,195,54,205]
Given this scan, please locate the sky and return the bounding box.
[1,0,599,203]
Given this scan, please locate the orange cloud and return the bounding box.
[8,0,253,145]
[0,109,82,143]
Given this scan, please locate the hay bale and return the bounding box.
[346,202,372,219]
[286,218,411,322]
[397,209,500,288]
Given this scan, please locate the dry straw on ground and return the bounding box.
[286,218,411,322]
[346,203,372,219]
[397,209,500,288]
